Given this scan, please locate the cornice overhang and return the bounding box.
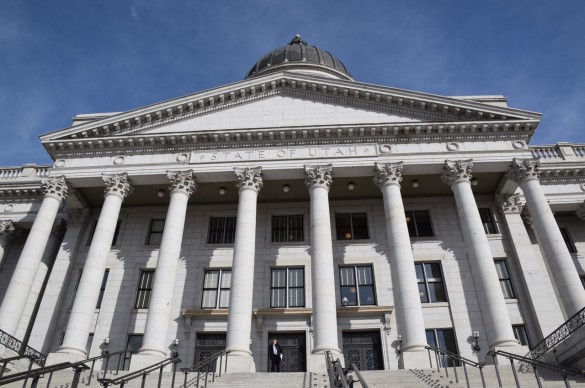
[41,72,541,152]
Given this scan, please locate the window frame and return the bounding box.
[512,325,530,347]
[96,269,110,309]
[405,210,434,238]
[271,215,304,243]
[207,216,237,244]
[479,208,499,234]
[134,270,155,309]
[494,259,516,299]
[87,219,122,247]
[415,262,448,303]
[335,213,369,241]
[425,328,459,367]
[339,265,377,306]
[270,267,305,308]
[560,227,577,253]
[201,269,231,309]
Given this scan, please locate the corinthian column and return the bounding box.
[57,173,133,360]
[373,163,427,366]
[225,167,262,372]
[507,159,585,317]
[0,177,68,336]
[0,220,16,271]
[133,171,197,368]
[495,194,564,337]
[442,160,517,349]
[304,165,340,356]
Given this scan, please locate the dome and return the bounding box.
[245,35,352,80]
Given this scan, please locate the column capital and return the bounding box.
[373,162,403,189]
[0,219,16,241]
[507,158,540,183]
[234,167,263,193]
[441,159,473,186]
[576,202,585,221]
[41,176,69,202]
[102,173,134,199]
[167,170,198,196]
[67,209,91,227]
[304,164,333,191]
[495,194,524,215]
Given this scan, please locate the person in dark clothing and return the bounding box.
[268,338,283,372]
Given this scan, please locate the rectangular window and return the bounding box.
[405,210,434,237]
[96,269,110,309]
[134,270,154,309]
[339,265,376,306]
[479,208,499,234]
[426,329,459,367]
[495,260,516,299]
[271,268,305,308]
[272,215,304,242]
[87,219,122,246]
[560,227,577,253]
[207,217,237,244]
[147,219,165,245]
[512,325,530,346]
[335,213,369,240]
[86,333,94,355]
[201,269,231,309]
[415,262,447,303]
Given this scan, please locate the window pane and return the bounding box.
[271,289,286,307]
[202,290,218,308]
[148,233,163,245]
[357,266,373,285]
[220,271,231,288]
[359,285,375,305]
[272,269,286,287]
[428,282,447,302]
[513,325,530,346]
[414,211,433,237]
[151,219,165,232]
[289,288,304,307]
[112,220,122,246]
[351,213,369,239]
[225,217,237,243]
[336,214,352,240]
[272,215,287,242]
[208,218,225,244]
[289,215,304,242]
[418,283,429,303]
[204,271,219,288]
[289,269,304,287]
[415,263,424,282]
[96,270,109,309]
[339,267,355,286]
[218,289,230,308]
[405,211,417,237]
[424,263,443,282]
[479,208,498,234]
[340,286,357,306]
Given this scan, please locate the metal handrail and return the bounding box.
[325,351,369,388]
[425,345,486,388]
[180,350,230,388]
[0,349,128,387]
[489,349,585,388]
[529,306,585,360]
[0,328,47,366]
[348,363,369,388]
[98,356,180,387]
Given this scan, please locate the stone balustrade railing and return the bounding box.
[531,143,585,161]
[0,165,51,182]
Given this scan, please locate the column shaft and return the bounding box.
[444,161,517,348]
[0,177,67,336]
[139,171,196,358]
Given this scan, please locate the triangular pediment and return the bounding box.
[41,71,542,156]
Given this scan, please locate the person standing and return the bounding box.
[269,338,283,372]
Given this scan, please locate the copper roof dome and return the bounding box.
[245,35,352,80]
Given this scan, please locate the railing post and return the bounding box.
[479,364,487,388]
[509,357,520,388]
[427,348,433,368]
[71,365,86,388]
[170,360,178,388]
[491,353,503,388]
[462,363,470,388]
[157,364,164,388]
[140,372,147,388]
[532,365,543,388]
[562,373,570,388]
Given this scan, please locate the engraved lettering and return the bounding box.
[258,151,265,159]
[277,150,286,157]
[348,147,357,155]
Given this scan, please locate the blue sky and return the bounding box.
[1,1,584,167]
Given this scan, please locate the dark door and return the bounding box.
[268,332,306,372]
[342,331,383,370]
[194,333,226,365]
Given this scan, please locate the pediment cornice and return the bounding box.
[41,71,541,144]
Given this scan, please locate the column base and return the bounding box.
[224,352,256,373]
[130,351,167,371]
[46,348,87,366]
[399,347,430,369]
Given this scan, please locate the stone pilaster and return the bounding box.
[133,171,197,368]
[55,173,133,361]
[304,164,341,365]
[495,194,565,338]
[0,176,68,336]
[507,159,585,317]
[442,160,518,349]
[374,162,427,367]
[0,220,16,270]
[225,167,262,372]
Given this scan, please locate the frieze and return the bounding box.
[193,144,377,163]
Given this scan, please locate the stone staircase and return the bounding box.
[2,366,585,387]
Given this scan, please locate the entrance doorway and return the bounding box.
[267,332,306,372]
[342,331,383,370]
[194,333,226,364]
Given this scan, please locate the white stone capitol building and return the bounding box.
[1,35,584,374]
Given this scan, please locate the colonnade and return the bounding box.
[0,158,583,369]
